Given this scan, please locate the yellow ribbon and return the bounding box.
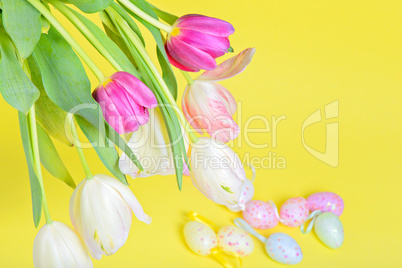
[186,212,242,268]
[187,211,219,232]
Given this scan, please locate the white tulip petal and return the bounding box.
[69,174,151,260]
[190,138,246,206]
[33,222,93,268]
[99,174,152,225]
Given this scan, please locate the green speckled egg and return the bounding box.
[314,212,344,249]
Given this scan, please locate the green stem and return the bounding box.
[27,0,105,82]
[68,114,93,180]
[49,0,124,72]
[107,7,198,143]
[117,0,173,33]
[29,105,53,224]
[181,70,195,85]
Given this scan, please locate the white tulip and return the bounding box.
[119,108,189,178]
[33,221,93,268]
[70,174,152,259]
[190,137,247,206]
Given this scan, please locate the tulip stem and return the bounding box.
[68,114,93,180]
[117,0,173,33]
[180,71,195,85]
[28,105,53,224]
[48,0,124,73]
[27,0,106,82]
[106,7,198,143]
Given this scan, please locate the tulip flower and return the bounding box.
[119,109,189,177]
[189,137,247,206]
[33,221,93,268]
[182,48,256,142]
[165,14,235,72]
[92,71,158,134]
[70,174,152,259]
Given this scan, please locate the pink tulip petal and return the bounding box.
[176,29,230,58]
[165,46,200,72]
[177,14,235,37]
[214,83,237,115]
[105,83,145,133]
[111,72,157,109]
[183,82,239,142]
[167,37,217,71]
[94,87,126,134]
[182,87,204,134]
[197,48,256,82]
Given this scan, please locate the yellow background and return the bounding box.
[1,0,401,267]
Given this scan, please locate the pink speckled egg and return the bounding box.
[183,221,217,256]
[217,225,254,257]
[226,179,255,212]
[307,192,344,217]
[279,197,309,227]
[242,200,279,229]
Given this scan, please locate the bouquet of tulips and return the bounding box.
[0,0,255,266]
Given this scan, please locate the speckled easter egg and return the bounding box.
[265,233,303,265]
[183,221,217,255]
[226,179,255,212]
[314,212,344,249]
[307,192,344,217]
[217,225,254,257]
[279,197,309,227]
[242,200,279,229]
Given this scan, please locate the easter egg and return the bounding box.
[242,200,279,229]
[227,179,255,212]
[307,192,344,216]
[265,233,303,265]
[217,225,254,257]
[279,197,309,227]
[314,212,344,249]
[183,221,217,255]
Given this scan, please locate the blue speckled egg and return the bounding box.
[265,233,303,265]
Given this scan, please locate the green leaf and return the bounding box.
[18,112,42,227]
[124,0,177,99]
[61,0,113,13]
[114,21,185,189]
[75,116,128,185]
[37,124,76,189]
[1,0,41,60]
[0,29,39,114]
[27,56,73,146]
[111,3,144,45]
[32,27,105,136]
[147,2,178,25]
[69,7,140,77]
[104,122,143,172]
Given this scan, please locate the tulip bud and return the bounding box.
[182,48,256,143]
[33,221,93,268]
[165,14,235,72]
[69,174,152,259]
[92,71,157,134]
[190,137,246,206]
[119,108,189,177]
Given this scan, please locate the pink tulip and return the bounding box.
[182,48,256,143]
[165,14,235,72]
[92,72,157,134]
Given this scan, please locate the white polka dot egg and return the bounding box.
[183,221,217,256]
[265,233,303,265]
[217,225,254,257]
